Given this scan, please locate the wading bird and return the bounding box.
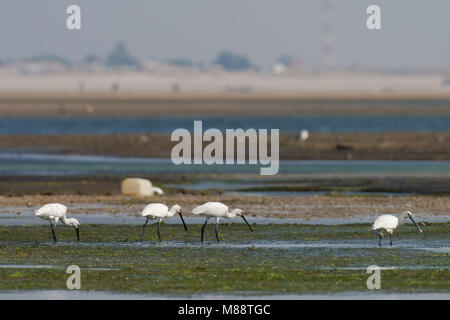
[372,211,422,247]
[140,203,188,242]
[35,203,80,243]
[192,202,254,243]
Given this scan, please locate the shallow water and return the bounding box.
[167,181,413,197]
[1,207,448,226]
[1,237,447,255]
[229,191,413,197]
[0,265,119,271]
[38,239,447,254]
[1,263,447,271]
[1,153,449,176]
[0,290,448,300]
[1,116,450,134]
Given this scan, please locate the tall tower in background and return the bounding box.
[322,0,335,69]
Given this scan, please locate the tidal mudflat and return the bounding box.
[0,223,448,296]
[0,94,448,298]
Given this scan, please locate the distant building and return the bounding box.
[18,61,68,74]
[272,62,287,75]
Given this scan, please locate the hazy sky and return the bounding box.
[1,0,449,69]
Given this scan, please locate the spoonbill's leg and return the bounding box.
[215,217,220,242]
[373,229,383,247]
[386,229,394,246]
[50,220,57,243]
[201,218,209,243]
[157,218,162,242]
[140,218,149,242]
[377,230,384,247]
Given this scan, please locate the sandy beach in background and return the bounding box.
[1,71,450,96]
[1,91,450,117]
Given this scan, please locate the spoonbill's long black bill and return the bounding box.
[179,212,188,231]
[76,228,80,241]
[241,214,254,232]
[410,217,423,233]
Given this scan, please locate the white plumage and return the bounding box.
[142,203,171,218]
[299,129,309,142]
[35,203,67,220]
[371,211,422,247]
[192,202,232,218]
[192,202,254,243]
[140,203,187,242]
[372,215,399,230]
[35,203,80,243]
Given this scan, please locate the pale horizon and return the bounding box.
[1,0,450,69]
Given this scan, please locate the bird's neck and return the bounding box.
[224,211,235,218]
[61,215,70,225]
[168,208,177,217]
[398,214,408,225]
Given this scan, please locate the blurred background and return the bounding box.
[1,1,449,298]
[1,0,450,93]
[0,0,449,197]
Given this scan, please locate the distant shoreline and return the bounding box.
[1,92,450,117]
[0,132,449,160]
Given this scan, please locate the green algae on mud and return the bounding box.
[0,224,448,295]
[0,223,447,243]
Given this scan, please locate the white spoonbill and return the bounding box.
[140,203,188,242]
[372,211,422,247]
[35,203,80,243]
[192,202,254,243]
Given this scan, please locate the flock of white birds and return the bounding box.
[35,202,422,247]
[35,201,253,244]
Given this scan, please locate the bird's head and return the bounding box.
[63,218,80,241]
[171,205,188,231]
[34,208,44,217]
[231,208,254,232]
[171,204,182,214]
[400,211,412,220]
[231,208,244,217]
[65,218,80,228]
